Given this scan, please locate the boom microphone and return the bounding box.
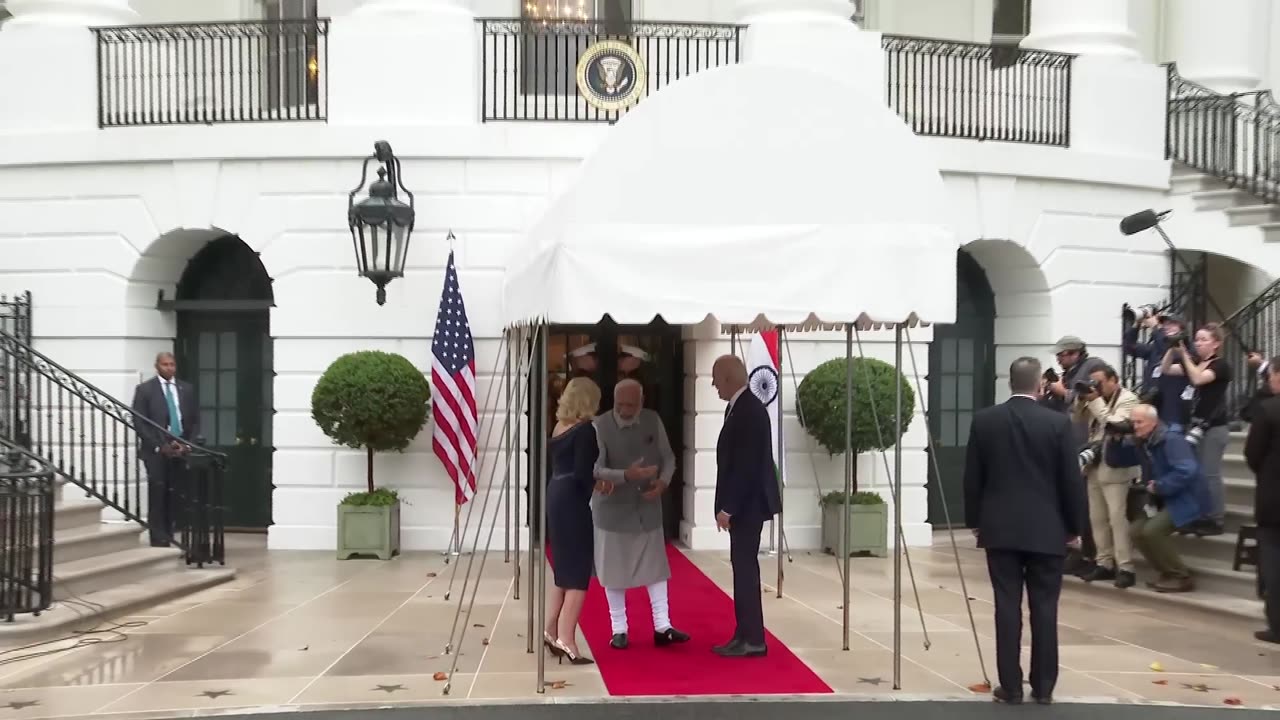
[1120,209,1172,236]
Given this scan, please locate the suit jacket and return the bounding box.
[1245,395,1280,528]
[131,377,201,455]
[963,395,1086,556]
[715,389,782,526]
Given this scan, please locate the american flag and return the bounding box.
[431,250,478,505]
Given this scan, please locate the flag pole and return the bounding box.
[776,326,786,596]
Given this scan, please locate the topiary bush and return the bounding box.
[797,357,916,492]
[311,351,431,501]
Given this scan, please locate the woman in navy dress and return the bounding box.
[543,376,601,665]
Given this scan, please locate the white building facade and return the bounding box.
[0,0,1276,555]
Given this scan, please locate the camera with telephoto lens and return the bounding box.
[1078,440,1103,470]
[1105,419,1135,436]
[1122,303,1162,324]
[1185,418,1210,448]
[1074,378,1102,397]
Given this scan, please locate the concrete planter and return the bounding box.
[821,502,888,558]
[337,502,401,560]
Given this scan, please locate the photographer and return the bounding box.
[1073,365,1142,588]
[1122,309,1192,429]
[1043,336,1108,576]
[1161,323,1232,535]
[1128,404,1207,593]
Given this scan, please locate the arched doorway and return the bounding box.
[173,235,274,531]
[926,249,995,527]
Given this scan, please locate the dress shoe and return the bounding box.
[1153,575,1194,593]
[654,627,690,646]
[610,633,628,649]
[992,686,1023,704]
[712,639,767,657]
[1082,565,1116,583]
[1114,570,1136,589]
[1254,630,1280,644]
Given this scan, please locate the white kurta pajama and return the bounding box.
[592,409,676,634]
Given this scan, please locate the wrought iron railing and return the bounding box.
[0,330,225,567]
[478,18,743,122]
[0,437,54,622]
[1221,278,1280,419]
[1166,64,1280,201]
[882,35,1073,146]
[93,20,329,127]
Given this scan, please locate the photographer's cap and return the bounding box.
[1052,336,1086,354]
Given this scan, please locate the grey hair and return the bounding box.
[1132,404,1159,421]
[615,378,643,398]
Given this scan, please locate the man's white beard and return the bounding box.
[613,410,638,428]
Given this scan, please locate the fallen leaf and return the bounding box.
[298,646,309,651]
[426,572,437,578]
[967,682,991,693]
[1225,697,1243,706]
[1152,680,1168,686]
[482,638,490,646]
[432,672,447,681]
[547,680,570,690]
[473,623,485,628]
[1149,662,1165,672]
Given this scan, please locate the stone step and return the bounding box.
[53,499,105,534]
[1064,571,1262,622]
[52,545,185,598]
[1170,172,1224,195]
[1192,188,1257,212]
[1259,221,1280,243]
[0,565,236,641]
[1224,502,1254,533]
[1223,204,1280,227]
[1225,473,1255,509]
[1169,529,1239,566]
[1133,554,1258,598]
[1229,431,1248,455]
[51,522,145,564]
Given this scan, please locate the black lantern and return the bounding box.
[348,140,415,306]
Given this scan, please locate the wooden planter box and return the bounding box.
[821,502,888,558]
[337,502,401,560]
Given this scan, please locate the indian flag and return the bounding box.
[746,330,784,486]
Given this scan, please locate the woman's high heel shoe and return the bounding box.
[553,639,594,666]
[543,632,563,657]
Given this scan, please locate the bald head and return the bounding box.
[613,379,644,421]
[154,352,177,381]
[712,354,748,402]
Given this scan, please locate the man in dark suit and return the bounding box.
[1244,357,1280,644]
[710,354,782,658]
[964,356,1086,705]
[131,352,201,547]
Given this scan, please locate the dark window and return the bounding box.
[992,0,1031,42]
[262,0,320,114]
[520,1,634,95]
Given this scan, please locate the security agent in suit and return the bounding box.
[964,356,1087,705]
[130,352,202,547]
[710,355,782,658]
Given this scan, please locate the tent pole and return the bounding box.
[535,322,549,694]
[525,326,537,654]
[776,327,786,597]
[893,323,904,689]
[841,324,852,651]
[504,328,512,564]
[513,327,523,601]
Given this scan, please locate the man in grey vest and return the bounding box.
[593,379,690,649]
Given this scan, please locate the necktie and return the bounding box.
[164,382,184,436]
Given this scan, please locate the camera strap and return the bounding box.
[1091,390,1122,438]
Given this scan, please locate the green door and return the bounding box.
[927,251,995,527]
[178,311,274,530]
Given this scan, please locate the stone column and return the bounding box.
[1020,0,1138,60]
[327,0,478,126]
[1166,0,1271,93]
[3,0,137,27]
[737,0,883,102]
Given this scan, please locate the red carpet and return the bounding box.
[575,545,832,696]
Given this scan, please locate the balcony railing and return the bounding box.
[883,35,1073,146]
[479,18,743,123]
[93,20,329,128]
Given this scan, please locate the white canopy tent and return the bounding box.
[501,62,958,329]
[440,62,974,695]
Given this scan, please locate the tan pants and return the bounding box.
[1087,474,1133,572]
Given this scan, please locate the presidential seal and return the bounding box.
[576,39,646,112]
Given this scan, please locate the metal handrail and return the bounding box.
[0,436,55,621]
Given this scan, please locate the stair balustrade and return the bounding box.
[0,437,54,622]
[0,329,225,569]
